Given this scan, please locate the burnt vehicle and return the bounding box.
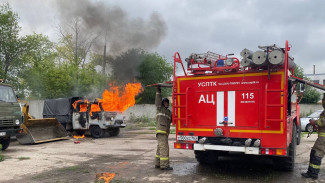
[43,97,126,138]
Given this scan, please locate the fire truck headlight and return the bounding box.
[225,58,233,66]
[253,139,261,147]
[198,137,207,144]
[245,138,252,147]
[214,128,223,137]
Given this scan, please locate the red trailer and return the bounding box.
[172,41,300,170]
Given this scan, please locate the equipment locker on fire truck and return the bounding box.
[171,41,316,171]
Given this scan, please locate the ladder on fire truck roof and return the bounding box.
[172,84,188,126]
[172,52,188,126]
[265,83,285,127]
[264,41,292,128]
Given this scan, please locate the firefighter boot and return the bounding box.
[161,166,173,170]
[302,150,321,179]
[155,144,160,168]
[301,173,317,179]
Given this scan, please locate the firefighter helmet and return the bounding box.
[162,98,169,106]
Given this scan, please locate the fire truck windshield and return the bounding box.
[0,85,17,102]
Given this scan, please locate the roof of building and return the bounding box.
[305,73,325,76]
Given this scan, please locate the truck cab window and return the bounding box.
[0,85,17,102]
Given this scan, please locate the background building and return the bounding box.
[305,65,325,100]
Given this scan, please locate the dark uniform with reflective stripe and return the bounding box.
[303,96,325,179]
[155,87,172,169]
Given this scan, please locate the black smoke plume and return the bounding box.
[56,0,167,56]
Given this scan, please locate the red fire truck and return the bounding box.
[172,41,301,170]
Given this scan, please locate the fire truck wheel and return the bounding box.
[194,150,218,164]
[0,137,11,151]
[305,124,314,133]
[296,121,301,145]
[109,128,120,137]
[274,123,296,171]
[90,126,103,138]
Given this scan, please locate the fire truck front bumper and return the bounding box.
[194,144,259,155]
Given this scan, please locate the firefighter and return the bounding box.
[302,94,325,179]
[155,86,173,170]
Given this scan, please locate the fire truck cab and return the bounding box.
[173,41,300,170]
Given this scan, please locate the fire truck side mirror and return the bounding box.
[300,83,305,93]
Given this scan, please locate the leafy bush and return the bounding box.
[129,114,156,127]
[0,144,3,162]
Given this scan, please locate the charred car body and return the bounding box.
[43,97,126,138]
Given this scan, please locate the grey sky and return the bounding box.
[2,0,325,74]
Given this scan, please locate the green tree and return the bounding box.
[0,3,108,99]
[293,64,304,78]
[294,65,321,103]
[300,86,321,103]
[90,52,113,76]
[17,34,57,98]
[0,144,3,161]
[69,63,107,98]
[54,21,106,98]
[23,61,107,99]
[57,19,98,68]
[0,3,22,82]
[137,52,173,104]
[19,33,106,99]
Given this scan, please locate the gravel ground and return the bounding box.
[0,129,323,183]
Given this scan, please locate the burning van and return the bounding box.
[73,99,126,137]
[43,97,125,138]
[42,83,142,138]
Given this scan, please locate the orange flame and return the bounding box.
[72,83,142,115]
[72,99,89,112]
[98,83,142,112]
[96,172,116,183]
[90,102,101,116]
[91,103,101,112]
[73,134,85,139]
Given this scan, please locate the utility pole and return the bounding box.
[103,42,106,75]
[103,22,109,75]
[75,19,79,66]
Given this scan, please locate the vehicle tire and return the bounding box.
[305,124,314,133]
[194,150,218,164]
[90,126,103,138]
[0,137,11,151]
[296,121,301,145]
[109,128,120,137]
[275,123,296,171]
